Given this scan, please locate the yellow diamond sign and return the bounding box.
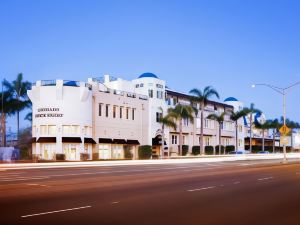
[279,125,291,136]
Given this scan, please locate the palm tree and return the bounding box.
[189,86,220,155]
[244,103,261,153]
[230,109,249,151]
[158,112,177,158]
[3,73,31,138]
[207,111,228,155]
[0,88,17,147]
[168,104,194,156]
[283,118,300,152]
[254,120,272,152]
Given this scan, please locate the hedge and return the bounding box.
[182,145,189,156]
[215,145,225,154]
[56,154,66,161]
[225,145,235,153]
[124,145,133,159]
[138,145,152,159]
[205,146,214,155]
[192,146,200,155]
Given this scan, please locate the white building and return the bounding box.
[28,73,250,161]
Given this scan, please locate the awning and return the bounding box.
[37,137,56,143]
[84,138,96,144]
[126,139,140,145]
[31,137,37,143]
[99,138,113,143]
[112,139,127,144]
[62,137,82,143]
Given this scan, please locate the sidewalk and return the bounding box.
[1,153,300,170]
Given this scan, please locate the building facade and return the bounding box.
[28,73,249,161]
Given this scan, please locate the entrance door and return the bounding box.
[99,144,110,159]
[112,145,123,159]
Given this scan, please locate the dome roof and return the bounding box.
[224,97,238,102]
[138,72,158,79]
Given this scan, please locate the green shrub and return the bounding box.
[182,145,189,156]
[225,145,235,153]
[56,154,65,161]
[92,153,99,160]
[192,146,200,155]
[215,145,225,154]
[124,145,133,159]
[80,153,89,161]
[205,146,214,155]
[138,145,152,159]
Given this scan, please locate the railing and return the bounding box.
[41,80,56,86]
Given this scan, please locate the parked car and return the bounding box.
[257,151,270,154]
[229,150,249,155]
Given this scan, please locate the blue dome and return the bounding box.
[138,72,158,79]
[224,97,238,102]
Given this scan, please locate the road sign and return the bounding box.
[279,125,291,136]
[280,136,289,145]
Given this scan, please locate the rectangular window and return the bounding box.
[71,125,80,135]
[171,135,178,145]
[140,83,144,87]
[126,107,129,119]
[148,89,153,98]
[183,118,189,126]
[40,125,47,135]
[99,104,102,116]
[205,137,210,146]
[48,125,56,135]
[62,125,70,135]
[120,107,123,119]
[156,112,163,122]
[132,108,135,120]
[106,104,109,117]
[135,84,139,88]
[156,91,163,99]
[113,106,117,118]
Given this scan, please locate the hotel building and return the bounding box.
[28,73,248,161]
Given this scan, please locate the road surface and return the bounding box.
[1,159,300,225]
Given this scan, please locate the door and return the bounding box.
[99,144,110,159]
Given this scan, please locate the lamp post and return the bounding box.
[252,82,300,163]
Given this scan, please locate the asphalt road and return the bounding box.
[1,159,300,225]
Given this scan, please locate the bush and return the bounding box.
[80,153,89,161]
[225,145,235,153]
[138,145,152,159]
[192,146,200,155]
[56,154,66,161]
[182,145,189,156]
[215,145,225,154]
[124,145,133,160]
[92,153,99,160]
[205,146,214,155]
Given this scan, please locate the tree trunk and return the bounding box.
[179,120,183,156]
[235,121,238,151]
[291,129,294,152]
[262,129,265,151]
[273,129,276,153]
[1,113,6,147]
[17,110,20,139]
[249,113,253,153]
[161,124,165,159]
[200,102,204,155]
[219,125,221,155]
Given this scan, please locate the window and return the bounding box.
[106,104,109,117]
[156,84,163,88]
[238,139,243,147]
[113,106,117,118]
[40,125,47,135]
[120,107,123,119]
[48,125,56,135]
[204,119,209,128]
[183,118,189,126]
[157,91,163,99]
[62,125,70,135]
[156,112,163,122]
[171,135,178,145]
[205,136,211,146]
[126,107,129,119]
[173,97,178,105]
[99,104,102,116]
[140,83,144,87]
[71,125,80,135]
[132,108,135,120]
[239,125,243,133]
[135,84,139,88]
[148,89,153,98]
[182,135,187,145]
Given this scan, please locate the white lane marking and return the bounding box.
[26,183,50,187]
[187,186,216,192]
[111,201,119,205]
[21,206,92,218]
[1,176,50,182]
[233,181,241,185]
[257,177,274,181]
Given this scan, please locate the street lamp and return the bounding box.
[252,81,300,163]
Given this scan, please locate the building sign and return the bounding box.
[35,108,63,118]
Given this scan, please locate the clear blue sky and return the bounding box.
[1,0,300,132]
